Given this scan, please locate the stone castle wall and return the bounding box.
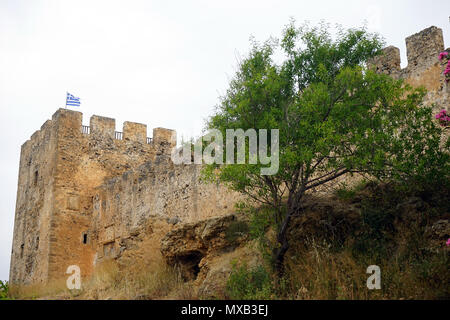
[10,108,179,284]
[370,26,449,113]
[10,118,58,285]
[91,161,241,265]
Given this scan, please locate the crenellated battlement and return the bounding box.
[370,26,446,76]
[23,108,176,151]
[405,26,444,69]
[85,116,155,144]
[369,26,449,113]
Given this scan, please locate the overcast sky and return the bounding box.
[0,0,449,282]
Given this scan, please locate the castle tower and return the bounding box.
[370,27,446,86]
[369,26,448,112]
[9,108,176,285]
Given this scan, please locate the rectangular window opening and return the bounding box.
[34,170,38,186]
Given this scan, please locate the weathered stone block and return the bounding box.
[406,26,444,68]
[153,127,176,147]
[369,46,401,75]
[123,121,147,143]
[90,115,115,139]
[67,196,80,211]
[104,226,115,242]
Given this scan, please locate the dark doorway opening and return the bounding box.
[176,250,204,281]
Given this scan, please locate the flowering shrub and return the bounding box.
[438,51,448,60]
[435,109,450,127]
[439,51,450,82]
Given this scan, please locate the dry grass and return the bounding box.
[9,257,188,300]
[285,238,377,300]
[81,257,185,300]
[284,236,449,300]
[9,278,72,300]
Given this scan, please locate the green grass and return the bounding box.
[0,280,10,300]
[226,262,275,299]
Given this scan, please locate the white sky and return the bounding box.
[0,0,449,282]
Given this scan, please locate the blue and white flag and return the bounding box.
[66,92,81,107]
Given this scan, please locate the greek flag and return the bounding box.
[66,92,81,107]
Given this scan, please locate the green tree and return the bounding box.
[204,22,449,275]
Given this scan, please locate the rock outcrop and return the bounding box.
[160,214,248,281]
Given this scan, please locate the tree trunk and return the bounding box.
[274,210,293,277]
[274,238,289,277]
[274,191,303,277]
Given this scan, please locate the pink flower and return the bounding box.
[446,238,450,247]
[435,110,449,124]
[439,52,449,60]
[436,110,446,118]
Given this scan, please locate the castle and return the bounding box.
[9,26,449,285]
[9,109,239,285]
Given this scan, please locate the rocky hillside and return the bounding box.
[9,180,449,300]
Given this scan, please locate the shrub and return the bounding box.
[335,180,370,201]
[225,220,249,244]
[0,280,9,300]
[226,262,274,300]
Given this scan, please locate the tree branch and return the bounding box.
[305,168,349,190]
